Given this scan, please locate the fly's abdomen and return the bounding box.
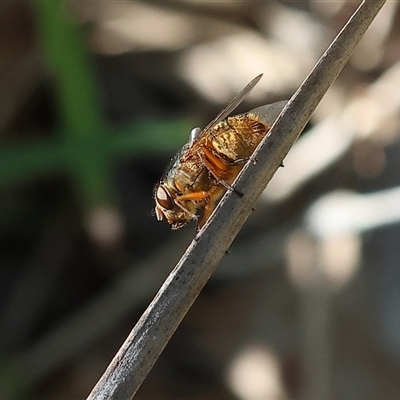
[208,114,270,161]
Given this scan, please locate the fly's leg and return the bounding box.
[176,190,214,229]
[199,146,243,197]
[174,191,210,220]
[231,156,250,165]
[197,185,225,229]
[176,191,209,202]
[198,201,214,229]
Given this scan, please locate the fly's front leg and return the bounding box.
[176,190,214,229]
[197,184,227,229]
[198,201,214,229]
[174,191,210,220]
[176,191,209,202]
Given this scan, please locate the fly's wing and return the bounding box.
[250,100,287,126]
[190,74,263,149]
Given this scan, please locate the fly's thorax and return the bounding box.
[168,152,213,195]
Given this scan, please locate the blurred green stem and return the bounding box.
[0,0,191,210]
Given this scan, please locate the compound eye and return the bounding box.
[156,186,173,210]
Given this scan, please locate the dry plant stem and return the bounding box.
[86,2,386,399]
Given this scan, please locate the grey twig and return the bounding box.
[86,1,386,399]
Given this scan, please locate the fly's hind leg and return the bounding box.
[199,146,243,197]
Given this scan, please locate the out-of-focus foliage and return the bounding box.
[1,1,400,399]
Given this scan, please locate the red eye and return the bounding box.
[156,186,173,210]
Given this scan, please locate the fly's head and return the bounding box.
[154,182,197,230]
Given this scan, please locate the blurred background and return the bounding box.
[1,0,400,399]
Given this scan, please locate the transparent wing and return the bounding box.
[250,100,287,126]
[196,74,263,142]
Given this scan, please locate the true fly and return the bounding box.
[154,74,286,229]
